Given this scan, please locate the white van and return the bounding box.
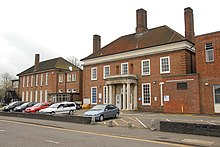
[39,102,76,115]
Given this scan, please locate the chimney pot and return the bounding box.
[93,35,101,53]
[34,54,40,71]
[184,7,195,42]
[136,8,148,34]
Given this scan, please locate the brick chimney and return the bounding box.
[34,54,40,71]
[136,8,148,34]
[184,7,195,42]
[93,34,101,53]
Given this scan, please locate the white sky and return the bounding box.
[0,0,220,79]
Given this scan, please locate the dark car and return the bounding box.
[2,101,25,112]
[84,104,120,121]
[14,102,37,112]
[75,102,82,110]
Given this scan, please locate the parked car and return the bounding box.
[39,101,77,115]
[25,102,53,113]
[84,104,120,121]
[2,101,25,112]
[14,102,37,112]
[75,102,82,110]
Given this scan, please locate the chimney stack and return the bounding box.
[136,8,148,34]
[184,7,195,42]
[34,54,40,71]
[93,34,101,53]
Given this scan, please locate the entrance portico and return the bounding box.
[105,74,138,110]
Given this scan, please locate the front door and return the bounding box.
[116,94,122,109]
[214,85,220,113]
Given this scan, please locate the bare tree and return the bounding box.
[67,56,82,69]
[1,72,13,90]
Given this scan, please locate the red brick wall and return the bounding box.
[83,49,196,112]
[195,31,220,114]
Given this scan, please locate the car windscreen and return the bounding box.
[9,102,18,106]
[49,103,59,108]
[33,103,43,107]
[91,105,106,110]
[20,102,29,107]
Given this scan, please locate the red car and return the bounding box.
[25,102,53,113]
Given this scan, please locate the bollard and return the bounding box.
[150,119,160,131]
[107,120,113,127]
[128,122,132,128]
[91,116,96,125]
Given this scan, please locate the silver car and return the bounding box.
[39,102,77,115]
[84,104,120,121]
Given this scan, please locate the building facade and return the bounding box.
[81,8,201,113]
[195,31,220,114]
[17,54,83,103]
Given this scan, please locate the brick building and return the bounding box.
[17,54,83,103]
[81,8,201,113]
[195,31,220,114]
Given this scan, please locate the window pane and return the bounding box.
[177,82,188,90]
[142,84,150,104]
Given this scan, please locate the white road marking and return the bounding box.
[127,117,137,121]
[166,119,171,121]
[113,120,119,126]
[103,121,106,125]
[45,140,59,144]
[135,118,148,129]
[0,129,5,132]
[120,119,129,123]
[181,139,214,146]
[206,121,216,125]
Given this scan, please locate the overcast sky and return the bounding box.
[0,0,220,79]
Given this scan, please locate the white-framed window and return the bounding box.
[121,62,128,74]
[142,83,151,105]
[30,91,33,102]
[67,74,71,82]
[67,89,71,93]
[26,76,29,87]
[22,91,25,101]
[31,75,34,87]
[160,56,170,74]
[103,65,110,79]
[59,89,62,93]
[36,74,38,86]
[91,67,97,80]
[59,74,63,83]
[40,74,44,86]
[26,91,29,101]
[72,88,76,93]
[35,91,38,102]
[40,90,43,102]
[91,87,97,104]
[72,73,76,81]
[22,77,25,88]
[45,90,48,102]
[205,43,214,62]
[141,59,150,75]
[45,73,49,85]
[103,86,107,104]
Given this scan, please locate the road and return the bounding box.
[0,119,194,147]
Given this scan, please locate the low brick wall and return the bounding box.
[160,121,220,137]
[0,112,91,124]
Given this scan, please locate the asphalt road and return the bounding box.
[0,119,189,147]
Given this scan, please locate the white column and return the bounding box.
[123,84,126,110]
[134,84,138,110]
[109,85,112,104]
[106,86,109,104]
[160,82,164,106]
[127,83,131,110]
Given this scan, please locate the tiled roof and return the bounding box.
[17,57,81,76]
[81,25,186,61]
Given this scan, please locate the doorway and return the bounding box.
[214,85,220,113]
[116,94,122,109]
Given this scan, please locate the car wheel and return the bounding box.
[115,112,119,118]
[35,110,39,113]
[50,111,55,115]
[69,110,74,115]
[99,115,104,121]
